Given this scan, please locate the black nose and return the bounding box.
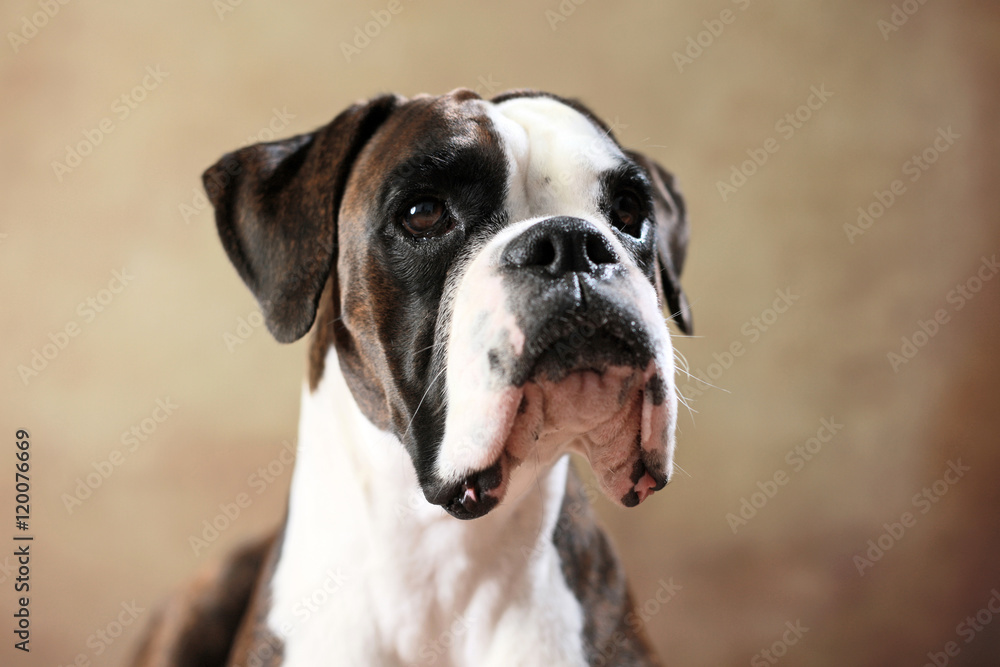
[502,217,618,277]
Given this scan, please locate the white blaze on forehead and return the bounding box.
[486,96,624,223]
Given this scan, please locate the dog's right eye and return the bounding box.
[399,198,452,238]
[610,190,644,237]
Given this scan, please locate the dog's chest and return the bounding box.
[270,531,586,666]
[264,355,589,666]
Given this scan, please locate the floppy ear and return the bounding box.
[626,150,693,335]
[203,95,397,343]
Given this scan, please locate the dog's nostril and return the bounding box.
[528,236,557,268]
[586,234,615,265]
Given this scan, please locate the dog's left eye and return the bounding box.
[399,198,452,238]
[610,191,643,236]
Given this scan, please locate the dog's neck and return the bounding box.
[266,347,588,665]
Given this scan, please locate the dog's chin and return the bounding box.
[435,353,673,520]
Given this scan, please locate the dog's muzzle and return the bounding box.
[500,216,655,385]
[436,216,677,519]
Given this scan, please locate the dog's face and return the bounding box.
[204,89,691,520]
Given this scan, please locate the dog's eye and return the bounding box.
[400,198,451,238]
[611,191,643,236]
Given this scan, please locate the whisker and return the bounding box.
[665,294,702,337]
[675,388,697,421]
[670,461,693,479]
[401,363,449,442]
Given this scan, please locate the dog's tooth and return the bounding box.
[634,471,659,504]
[462,483,478,505]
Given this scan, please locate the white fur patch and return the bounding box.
[267,348,588,666]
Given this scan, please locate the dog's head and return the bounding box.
[204,89,692,520]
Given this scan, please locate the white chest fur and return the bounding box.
[266,348,589,666]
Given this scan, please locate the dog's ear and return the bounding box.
[203,95,398,343]
[626,150,693,335]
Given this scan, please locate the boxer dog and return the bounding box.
[133,88,692,666]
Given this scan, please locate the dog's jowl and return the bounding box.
[133,89,692,667]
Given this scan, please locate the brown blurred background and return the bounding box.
[2,1,999,665]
